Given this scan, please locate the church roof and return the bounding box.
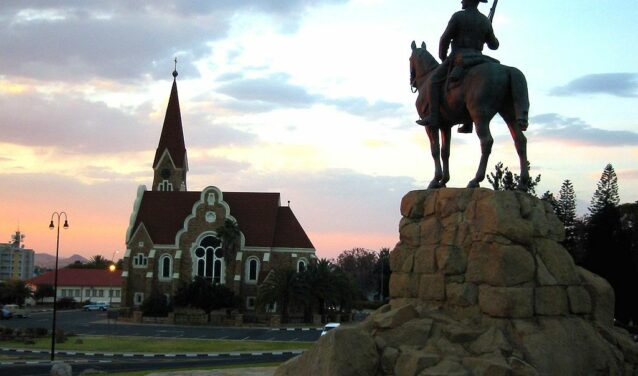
[131,190,315,249]
[152,78,187,169]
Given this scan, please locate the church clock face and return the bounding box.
[161,168,171,179]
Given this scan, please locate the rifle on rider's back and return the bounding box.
[488,0,498,23]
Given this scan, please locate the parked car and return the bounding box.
[82,302,109,311]
[0,307,13,320]
[320,322,340,336]
[3,304,28,318]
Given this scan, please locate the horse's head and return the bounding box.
[410,40,439,90]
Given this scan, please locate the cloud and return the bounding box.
[0,92,154,152]
[217,74,319,108]
[0,0,347,81]
[550,73,638,97]
[216,72,403,118]
[529,113,638,146]
[212,167,419,233]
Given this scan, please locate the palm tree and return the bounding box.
[216,219,241,258]
[301,259,337,322]
[257,266,307,323]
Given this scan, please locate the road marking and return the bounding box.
[241,336,250,340]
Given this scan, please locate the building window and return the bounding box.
[85,289,90,297]
[193,235,224,284]
[134,292,144,306]
[75,289,80,297]
[98,290,104,297]
[266,302,277,313]
[159,255,172,280]
[246,296,256,310]
[133,253,148,268]
[115,290,121,297]
[297,259,307,273]
[245,257,259,283]
[158,180,173,191]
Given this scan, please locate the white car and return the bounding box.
[320,322,340,336]
[82,303,109,311]
[3,304,28,318]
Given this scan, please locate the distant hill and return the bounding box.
[34,253,88,269]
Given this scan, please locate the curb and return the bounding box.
[0,348,304,365]
[270,328,322,331]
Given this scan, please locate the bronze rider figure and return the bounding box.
[416,0,499,133]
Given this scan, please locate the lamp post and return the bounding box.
[49,212,69,362]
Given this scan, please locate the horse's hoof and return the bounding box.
[467,180,480,188]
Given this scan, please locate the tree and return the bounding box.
[0,279,33,305]
[583,164,637,324]
[374,248,391,301]
[487,161,541,196]
[335,248,378,298]
[34,283,55,304]
[588,163,620,216]
[216,219,241,258]
[557,180,579,256]
[300,259,335,321]
[173,277,237,314]
[257,266,307,323]
[141,288,172,317]
[66,254,111,269]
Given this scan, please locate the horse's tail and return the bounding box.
[509,67,529,131]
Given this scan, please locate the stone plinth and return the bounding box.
[276,189,638,376]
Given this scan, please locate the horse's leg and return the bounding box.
[467,119,494,188]
[440,126,452,187]
[425,126,443,188]
[506,119,529,190]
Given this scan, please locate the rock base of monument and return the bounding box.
[275,189,638,376]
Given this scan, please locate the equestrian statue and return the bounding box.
[410,0,530,190]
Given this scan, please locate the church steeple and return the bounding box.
[152,60,188,192]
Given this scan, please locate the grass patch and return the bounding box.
[1,336,312,353]
[109,362,280,376]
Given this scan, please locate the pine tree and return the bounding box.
[588,163,620,216]
[557,180,578,259]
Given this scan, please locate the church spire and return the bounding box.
[152,61,188,192]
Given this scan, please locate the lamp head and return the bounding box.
[63,220,69,229]
[49,220,54,230]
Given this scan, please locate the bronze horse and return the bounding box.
[409,41,530,189]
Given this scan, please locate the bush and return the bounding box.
[141,290,172,317]
[56,297,77,310]
[173,277,238,313]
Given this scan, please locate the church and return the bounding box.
[121,67,316,312]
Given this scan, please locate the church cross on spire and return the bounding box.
[173,57,178,79]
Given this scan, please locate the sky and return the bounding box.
[1,0,637,261]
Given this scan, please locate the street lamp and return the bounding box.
[48,211,69,362]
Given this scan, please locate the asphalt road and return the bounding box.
[2,310,322,342]
[0,310,316,374]
[1,352,295,376]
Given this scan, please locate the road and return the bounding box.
[1,352,295,376]
[0,310,319,374]
[2,310,322,342]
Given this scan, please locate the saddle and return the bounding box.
[443,52,500,133]
[448,52,500,83]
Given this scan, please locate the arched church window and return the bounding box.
[297,259,307,273]
[245,257,259,283]
[158,180,173,191]
[159,255,172,280]
[193,235,224,284]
